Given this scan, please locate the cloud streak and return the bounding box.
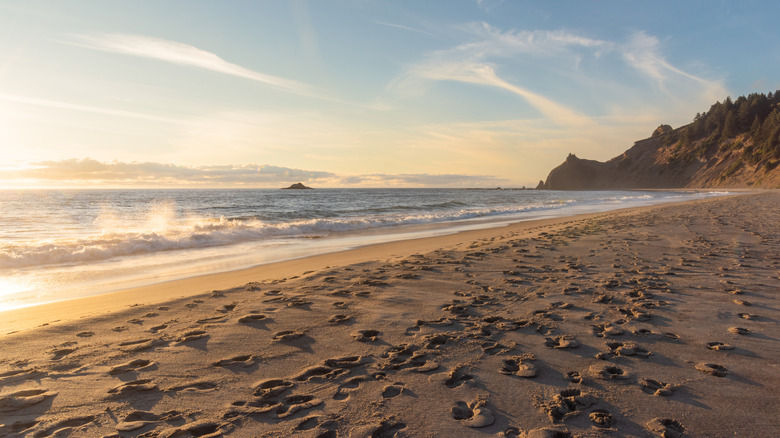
[394,23,599,128]
[0,159,504,188]
[65,33,315,96]
[412,61,592,127]
[621,31,726,100]
[394,23,725,128]
[0,94,184,124]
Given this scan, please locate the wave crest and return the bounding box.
[0,202,567,269]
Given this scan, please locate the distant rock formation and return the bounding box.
[539,90,780,190]
[651,124,673,137]
[282,182,313,190]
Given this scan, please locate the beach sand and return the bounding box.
[1,192,777,437]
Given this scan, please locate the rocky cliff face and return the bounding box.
[540,125,780,190]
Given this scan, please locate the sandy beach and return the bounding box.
[1,191,777,437]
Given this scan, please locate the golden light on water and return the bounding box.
[0,277,33,312]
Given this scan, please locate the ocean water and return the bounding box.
[0,188,728,311]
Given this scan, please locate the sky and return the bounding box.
[0,0,778,188]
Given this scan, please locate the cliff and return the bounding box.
[540,91,780,190]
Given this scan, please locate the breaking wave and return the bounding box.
[0,201,569,269]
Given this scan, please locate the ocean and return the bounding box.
[0,188,729,311]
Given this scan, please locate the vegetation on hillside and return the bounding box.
[667,90,780,168]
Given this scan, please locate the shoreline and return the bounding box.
[0,193,742,335]
[1,191,777,437]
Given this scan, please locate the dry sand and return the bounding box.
[0,192,778,438]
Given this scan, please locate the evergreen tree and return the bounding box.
[722,112,738,138]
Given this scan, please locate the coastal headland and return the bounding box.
[0,192,777,437]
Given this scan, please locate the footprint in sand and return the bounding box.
[175,330,209,344]
[565,371,582,383]
[356,420,407,438]
[197,315,227,324]
[324,355,369,368]
[275,394,323,419]
[273,330,305,342]
[592,323,624,337]
[30,415,96,437]
[156,420,226,437]
[253,378,294,399]
[605,341,652,358]
[695,362,728,377]
[115,410,182,432]
[76,331,94,338]
[589,409,614,428]
[646,418,685,438]
[293,365,348,382]
[482,341,512,355]
[238,313,270,324]
[443,365,474,388]
[639,378,675,396]
[216,302,237,313]
[381,383,405,398]
[286,297,313,307]
[451,398,495,428]
[706,341,734,351]
[540,388,595,422]
[119,338,165,352]
[523,427,573,438]
[334,376,364,401]
[294,415,338,436]
[109,359,155,375]
[107,379,158,395]
[544,335,580,349]
[589,364,631,381]
[148,323,168,333]
[167,381,218,393]
[225,399,281,418]
[728,327,750,335]
[0,388,57,412]
[212,355,256,368]
[50,348,76,361]
[352,329,380,342]
[500,356,537,378]
[328,314,352,324]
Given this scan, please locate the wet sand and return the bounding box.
[1,192,778,437]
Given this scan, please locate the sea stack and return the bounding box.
[283,182,313,190]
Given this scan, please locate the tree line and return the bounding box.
[678,90,780,164]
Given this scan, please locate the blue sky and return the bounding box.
[0,0,778,187]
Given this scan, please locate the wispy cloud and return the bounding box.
[621,32,727,102]
[412,61,592,127]
[0,94,184,124]
[0,159,504,188]
[394,23,599,128]
[64,33,316,96]
[393,23,726,131]
[376,21,435,37]
[461,22,614,56]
